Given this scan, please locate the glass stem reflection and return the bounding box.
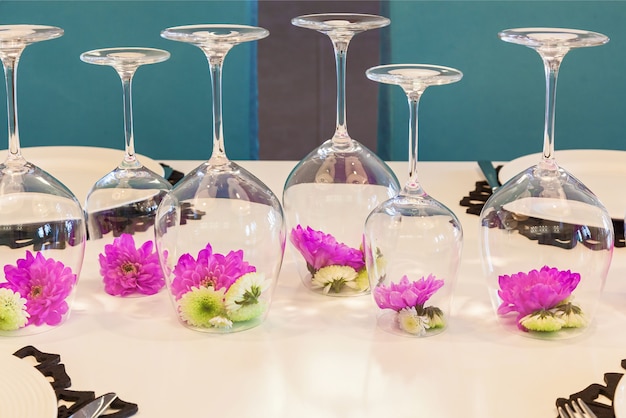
[331,38,352,148]
[541,55,564,165]
[404,89,426,196]
[0,48,24,162]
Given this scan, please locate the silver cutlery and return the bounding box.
[68,392,117,418]
[558,398,598,418]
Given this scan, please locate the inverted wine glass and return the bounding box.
[479,28,613,339]
[81,47,172,297]
[157,25,284,333]
[364,64,463,337]
[0,25,86,336]
[283,14,400,297]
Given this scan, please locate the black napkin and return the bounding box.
[12,346,138,418]
[460,166,625,248]
[160,163,185,186]
[554,359,626,418]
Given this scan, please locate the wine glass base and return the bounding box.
[299,273,370,297]
[175,315,267,334]
[376,310,447,338]
[494,315,592,340]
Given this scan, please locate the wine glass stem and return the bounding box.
[1,51,23,161]
[206,57,227,165]
[331,38,352,147]
[542,57,562,163]
[120,75,139,168]
[404,91,425,196]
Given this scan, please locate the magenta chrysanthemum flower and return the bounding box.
[497,265,580,320]
[170,243,256,300]
[290,225,364,272]
[373,274,444,311]
[98,234,164,297]
[1,251,76,326]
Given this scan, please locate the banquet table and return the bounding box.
[2,159,625,418]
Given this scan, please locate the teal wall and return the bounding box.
[379,1,626,161]
[0,0,259,161]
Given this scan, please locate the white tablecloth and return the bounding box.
[2,160,625,418]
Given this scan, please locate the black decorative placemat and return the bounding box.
[460,166,625,248]
[555,359,626,418]
[12,346,138,418]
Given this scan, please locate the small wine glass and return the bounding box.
[0,25,86,336]
[479,28,613,339]
[283,14,400,297]
[81,47,172,297]
[364,64,463,337]
[157,25,284,333]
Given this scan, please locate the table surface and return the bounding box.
[2,159,625,418]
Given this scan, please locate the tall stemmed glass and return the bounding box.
[283,14,400,297]
[81,48,172,298]
[479,28,613,339]
[157,25,284,333]
[0,25,86,336]
[364,64,463,337]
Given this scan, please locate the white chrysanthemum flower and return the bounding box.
[208,316,233,329]
[228,301,268,322]
[553,303,586,329]
[0,288,29,331]
[178,286,226,328]
[224,272,270,313]
[520,310,565,332]
[353,268,370,292]
[312,265,358,294]
[396,307,430,336]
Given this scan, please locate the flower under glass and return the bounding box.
[497,266,586,333]
[373,274,446,337]
[290,226,367,295]
[168,244,272,332]
[1,251,77,328]
[98,233,164,297]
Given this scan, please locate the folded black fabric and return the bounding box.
[12,345,138,418]
[160,163,185,186]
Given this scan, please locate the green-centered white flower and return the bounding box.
[312,265,358,294]
[224,272,270,322]
[228,301,268,322]
[397,306,430,336]
[178,286,226,328]
[520,310,566,332]
[0,288,29,331]
[208,316,233,329]
[353,268,370,292]
[424,306,445,329]
[224,272,269,312]
[552,302,586,328]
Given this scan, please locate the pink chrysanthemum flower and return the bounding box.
[170,243,256,300]
[497,265,580,322]
[99,234,164,297]
[1,251,76,326]
[289,225,364,272]
[373,274,444,311]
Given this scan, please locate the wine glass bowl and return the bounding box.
[363,64,463,337]
[0,25,86,336]
[283,13,400,297]
[156,25,284,333]
[479,28,613,339]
